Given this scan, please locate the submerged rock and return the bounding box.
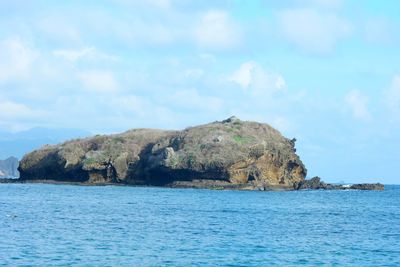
[18,117,306,189]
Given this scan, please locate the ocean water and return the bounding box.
[0,184,399,266]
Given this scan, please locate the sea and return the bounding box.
[0,184,399,266]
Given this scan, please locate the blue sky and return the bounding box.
[0,0,399,184]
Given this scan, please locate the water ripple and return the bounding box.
[0,184,399,266]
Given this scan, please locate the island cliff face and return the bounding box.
[18,117,306,190]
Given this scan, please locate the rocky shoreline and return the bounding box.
[0,177,384,191]
[293,177,384,191]
[13,117,383,191]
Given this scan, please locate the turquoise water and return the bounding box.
[1,184,399,266]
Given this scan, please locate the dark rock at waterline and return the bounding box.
[294,176,325,190]
[294,176,384,191]
[348,183,384,190]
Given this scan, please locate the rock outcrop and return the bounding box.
[18,117,306,189]
[16,117,384,191]
[0,157,19,178]
[294,176,384,191]
[348,183,384,190]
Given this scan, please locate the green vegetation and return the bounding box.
[83,151,109,165]
[224,121,242,133]
[233,135,255,145]
[168,154,183,168]
[111,136,125,143]
[187,153,197,167]
[83,157,98,165]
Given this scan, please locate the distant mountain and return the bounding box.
[0,127,91,160]
[0,156,19,178]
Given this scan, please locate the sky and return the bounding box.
[0,0,399,184]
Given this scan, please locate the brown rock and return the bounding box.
[18,117,306,189]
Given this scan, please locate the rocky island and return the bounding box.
[16,117,383,191]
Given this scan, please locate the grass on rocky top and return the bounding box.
[232,135,255,145]
[83,157,98,165]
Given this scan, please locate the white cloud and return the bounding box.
[383,75,400,114]
[228,61,286,95]
[53,47,118,62]
[195,10,241,49]
[229,62,253,88]
[77,70,119,93]
[0,37,38,83]
[344,90,371,121]
[279,8,351,53]
[45,94,148,132]
[169,88,222,112]
[109,95,148,116]
[0,100,43,119]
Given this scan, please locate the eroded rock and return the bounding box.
[18,117,307,189]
